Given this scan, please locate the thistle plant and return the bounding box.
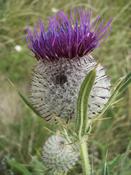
[23,8,131,175]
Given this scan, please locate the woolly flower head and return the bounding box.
[27,9,111,121]
[42,135,79,174]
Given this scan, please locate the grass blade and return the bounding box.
[7,159,32,175]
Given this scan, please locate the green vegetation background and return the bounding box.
[0,0,130,174]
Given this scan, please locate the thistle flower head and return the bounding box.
[27,9,111,121]
[42,135,79,174]
[27,9,111,61]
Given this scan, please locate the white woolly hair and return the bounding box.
[30,55,111,121]
[42,135,79,173]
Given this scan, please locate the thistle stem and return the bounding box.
[80,138,91,175]
[58,172,67,175]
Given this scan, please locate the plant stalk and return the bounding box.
[80,138,91,175]
[58,172,67,175]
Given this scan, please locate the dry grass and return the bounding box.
[0,75,22,124]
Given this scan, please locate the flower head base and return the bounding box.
[30,55,111,121]
[42,135,79,174]
[27,9,111,61]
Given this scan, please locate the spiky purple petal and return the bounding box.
[27,9,111,61]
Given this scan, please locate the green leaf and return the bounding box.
[7,158,32,175]
[19,92,55,134]
[76,69,96,137]
[7,78,43,118]
[102,151,110,175]
[97,72,131,118]
[117,72,131,95]
[102,161,109,175]
[19,91,42,117]
[108,155,121,170]
[30,156,46,175]
[7,78,53,133]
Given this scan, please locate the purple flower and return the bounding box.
[26,9,111,61]
[28,9,112,121]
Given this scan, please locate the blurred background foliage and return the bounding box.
[0,0,131,174]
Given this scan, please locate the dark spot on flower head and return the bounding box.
[92,112,96,115]
[26,9,112,61]
[55,74,67,85]
[60,140,65,145]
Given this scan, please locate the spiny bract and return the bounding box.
[30,55,111,121]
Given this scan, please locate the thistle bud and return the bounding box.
[42,135,79,174]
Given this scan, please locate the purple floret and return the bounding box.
[26,9,111,61]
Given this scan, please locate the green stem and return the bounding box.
[58,172,67,175]
[80,138,91,175]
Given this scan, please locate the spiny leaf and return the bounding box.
[7,78,53,133]
[97,72,131,118]
[8,78,42,118]
[19,91,42,117]
[117,72,131,95]
[76,69,96,137]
